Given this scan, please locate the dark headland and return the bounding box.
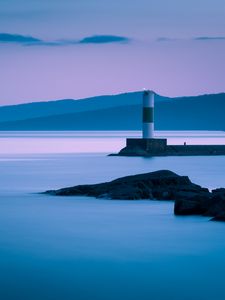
[45,170,225,222]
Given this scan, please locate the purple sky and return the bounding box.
[0,0,225,105]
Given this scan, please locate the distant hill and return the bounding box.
[0,92,224,130]
[0,92,167,122]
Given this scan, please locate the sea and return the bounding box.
[0,131,225,300]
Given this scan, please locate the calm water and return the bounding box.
[0,131,225,300]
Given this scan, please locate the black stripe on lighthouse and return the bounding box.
[143,107,154,123]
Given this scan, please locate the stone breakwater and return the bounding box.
[45,170,225,221]
[111,138,225,157]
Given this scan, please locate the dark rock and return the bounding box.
[45,169,225,221]
[174,199,201,215]
[175,187,225,221]
[211,213,225,222]
[174,190,212,215]
[46,170,207,201]
[206,189,225,220]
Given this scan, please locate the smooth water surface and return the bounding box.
[0,131,225,300]
[1,130,225,154]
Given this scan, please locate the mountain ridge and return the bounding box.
[0,92,224,130]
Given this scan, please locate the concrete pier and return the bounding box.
[116,141,225,157]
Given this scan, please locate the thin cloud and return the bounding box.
[156,37,178,42]
[194,36,225,41]
[0,33,131,47]
[25,40,78,47]
[79,35,130,44]
[0,33,41,44]
[155,36,225,43]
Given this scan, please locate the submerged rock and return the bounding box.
[45,170,225,221]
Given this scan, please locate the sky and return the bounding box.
[0,0,225,105]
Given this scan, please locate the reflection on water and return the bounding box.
[0,130,225,154]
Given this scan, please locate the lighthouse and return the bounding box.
[118,90,167,155]
[114,90,225,157]
[142,90,154,139]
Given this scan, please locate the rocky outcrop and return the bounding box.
[45,170,225,221]
[174,188,225,221]
[206,189,225,221]
[45,169,207,200]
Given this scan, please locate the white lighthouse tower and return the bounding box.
[142,90,154,139]
[118,89,167,155]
